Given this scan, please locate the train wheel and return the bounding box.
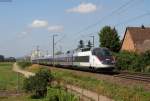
[89,67,96,72]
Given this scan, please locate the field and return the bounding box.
[0,62,24,90]
[0,62,78,101]
[26,64,150,101]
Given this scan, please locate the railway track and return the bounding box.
[114,71,150,83]
[37,64,150,90]
[40,64,150,83]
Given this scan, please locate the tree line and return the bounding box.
[0,55,16,62]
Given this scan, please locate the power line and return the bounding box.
[113,0,144,15]
[75,12,150,47]
[68,0,147,49]
[55,34,66,45]
[114,12,150,27]
[66,0,140,47]
[72,0,137,40]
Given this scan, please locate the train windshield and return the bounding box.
[92,48,112,57]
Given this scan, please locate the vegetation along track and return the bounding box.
[114,71,150,83]
[37,64,150,90]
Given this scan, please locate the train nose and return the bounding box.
[101,57,115,65]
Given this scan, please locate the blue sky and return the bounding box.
[0,0,150,57]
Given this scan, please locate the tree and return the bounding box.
[78,40,84,49]
[55,51,63,55]
[86,40,92,49]
[0,55,4,62]
[23,69,53,98]
[98,26,120,52]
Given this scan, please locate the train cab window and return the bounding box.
[92,48,112,57]
[74,56,89,62]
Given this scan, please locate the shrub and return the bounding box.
[23,68,53,98]
[17,62,32,69]
[47,87,79,101]
[115,51,142,72]
[114,50,150,72]
[141,50,150,72]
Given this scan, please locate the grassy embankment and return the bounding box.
[1,62,78,101]
[0,62,26,101]
[26,64,150,101]
[0,62,24,90]
[2,87,78,101]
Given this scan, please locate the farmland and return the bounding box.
[0,62,24,90]
[0,62,78,101]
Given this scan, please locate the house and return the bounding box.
[121,26,150,53]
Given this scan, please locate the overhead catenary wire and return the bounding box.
[65,0,144,48]
[74,11,150,48]
[68,0,147,49]
[114,12,150,27]
[71,0,138,41]
[0,0,147,55]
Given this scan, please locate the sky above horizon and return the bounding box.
[0,0,150,57]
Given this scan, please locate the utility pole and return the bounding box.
[52,34,58,66]
[90,36,95,47]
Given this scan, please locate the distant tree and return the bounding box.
[98,26,120,52]
[0,55,4,62]
[78,40,84,49]
[86,40,92,49]
[5,57,16,62]
[23,69,53,98]
[55,51,63,55]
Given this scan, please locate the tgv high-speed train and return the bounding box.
[32,47,115,71]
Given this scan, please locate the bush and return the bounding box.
[114,51,150,72]
[141,50,150,72]
[115,51,142,72]
[47,87,79,101]
[23,68,53,98]
[17,62,31,69]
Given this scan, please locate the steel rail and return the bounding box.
[114,72,150,82]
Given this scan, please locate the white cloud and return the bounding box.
[17,31,28,39]
[66,3,97,14]
[48,25,64,33]
[21,31,28,36]
[30,20,48,28]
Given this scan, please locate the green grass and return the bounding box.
[0,63,78,101]
[0,62,41,101]
[15,64,150,101]
[1,94,42,101]
[45,87,79,101]
[17,62,32,69]
[0,62,24,90]
[1,87,79,101]
[51,68,150,101]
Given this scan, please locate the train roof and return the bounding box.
[31,47,110,60]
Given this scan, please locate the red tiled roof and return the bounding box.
[122,26,150,53]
